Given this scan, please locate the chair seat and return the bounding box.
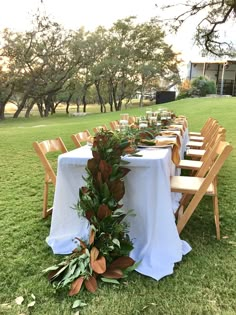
[170,176,215,195]
[189,135,204,141]
[177,159,203,170]
[186,149,206,157]
[187,140,204,148]
[189,131,201,136]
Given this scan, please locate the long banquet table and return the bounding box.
[46,130,191,281]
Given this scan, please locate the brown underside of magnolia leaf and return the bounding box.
[102,268,123,279]
[109,256,135,270]
[84,276,97,293]
[68,276,84,296]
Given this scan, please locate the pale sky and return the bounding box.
[0,0,203,63]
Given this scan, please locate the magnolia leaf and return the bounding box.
[69,277,84,296]
[99,159,112,181]
[109,256,135,270]
[102,269,123,279]
[112,238,120,248]
[96,171,103,186]
[123,261,141,274]
[15,296,24,305]
[42,265,63,273]
[74,237,87,249]
[87,158,97,175]
[85,209,95,222]
[27,301,36,308]
[100,277,120,284]
[72,299,87,309]
[97,204,112,220]
[90,247,99,262]
[91,256,106,274]
[119,166,130,177]
[84,276,97,293]
[89,229,95,245]
[109,180,125,201]
[48,264,69,281]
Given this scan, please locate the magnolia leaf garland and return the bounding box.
[43,130,138,297]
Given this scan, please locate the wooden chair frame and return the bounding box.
[93,125,108,134]
[71,129,91,148]
[186,126,226,159]
[189,117,216,137]
[33,137,67,218]
[171,141,233,239]
[109,120,119,131]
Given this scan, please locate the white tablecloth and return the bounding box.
[46,132,191,281]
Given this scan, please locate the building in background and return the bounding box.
[187,59,236,96]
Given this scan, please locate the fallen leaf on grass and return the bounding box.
[31,293,36,300]
[15,296,24,305]
[72,299,87,309]
[27,301,36,308]
[0,303,12,309]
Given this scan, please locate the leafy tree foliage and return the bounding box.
[0,13,179,119]
[156,0,236,56]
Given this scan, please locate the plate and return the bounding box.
[137,144,172,148]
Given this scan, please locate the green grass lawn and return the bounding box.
[0,97,236,315]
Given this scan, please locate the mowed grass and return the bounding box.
[0,97,236,315]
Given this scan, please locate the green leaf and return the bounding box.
[112,238,120,248]
[42,265,62,273]
[123,261,141,274]
[100,277,120,284]
[72,299,88,309]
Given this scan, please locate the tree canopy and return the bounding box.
[156,0,236,57]
[0,13,180,119]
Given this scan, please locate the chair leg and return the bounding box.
[213,179,220,240]
[43,182,49,218]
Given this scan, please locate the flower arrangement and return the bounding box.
[43,130,139,299]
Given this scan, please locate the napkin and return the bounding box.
[174,118,188,129]
[155,138,180,165]
[160,131,181,148]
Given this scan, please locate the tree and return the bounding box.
[132,18,180,106]
[0,13,80,118]
[156,0,236,57]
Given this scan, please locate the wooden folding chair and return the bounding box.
[171,141,233,239]
[71,129,91,148]
[186,126,226,159]
[128,116,136,124]
[178,133,224,172]
[187,122,219,149]
[109,120,119,131]
[33,137,68,218]
[189,117,216,137]
[93,125,108,134]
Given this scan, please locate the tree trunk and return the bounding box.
[76,97,80,113]
[13,93,29,118]
[25,100,35,118]
[82,95,87,113]
[37,101,44,117]
[66,93,73,114]
[0,103,6,120]
[0,84,14,120]
[95,80,106,113]
[112,84,119,111]
[44,94,54,116]
[139,82,145,107]
[108,80,113,112]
